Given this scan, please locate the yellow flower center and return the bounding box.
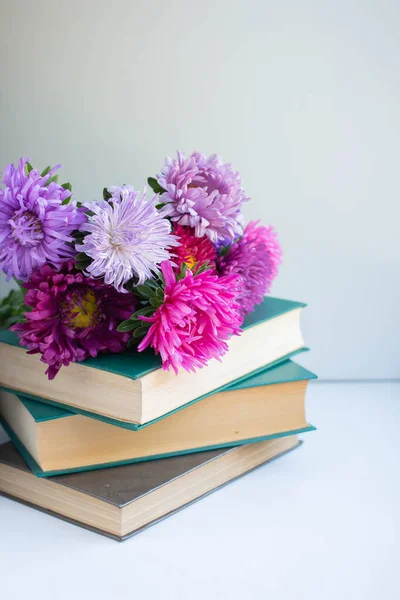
[65,290,100,329]
[184,253,197,269]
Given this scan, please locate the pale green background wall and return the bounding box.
[0,0,399,379]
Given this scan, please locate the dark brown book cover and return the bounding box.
[0,437,302,540]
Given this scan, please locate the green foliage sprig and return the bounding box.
[0,287,28,329]
[147,177,166,195]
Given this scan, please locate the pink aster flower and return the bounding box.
[137,260,244,374]
[218,221,282,315]
[156,151,249,243]
[11,262,136,379]
[0,158,86,281]
[173,225,217,272]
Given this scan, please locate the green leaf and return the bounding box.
[135,285,156,300]
[72,230,87,244]
[193,261,212,276]
[144,279,158,289]
[40,166,51,177]
[147,177,166,195]
[127,336,139,349]
[1,315,20,329]
[75,252,90,262]
[149,297,161,308]
[0,288,25,307]
[75,251,92,270]
[61,182,72,192]
[0,287,28,329]
[45,174,59,186]
[132,306,155,319]
[24,162,34,175]
[219,243,231,257]
[155,287,164,300]
[103,188,112,201]
[0,306,12,318]
[61,197,71,205]
[117,320,138,333]
[132,325,150,338]
[177,262,188,280]
[75,261,91,271]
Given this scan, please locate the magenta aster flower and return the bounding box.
[156,151,249,242]
[173,225,217,272]
[11,262,136,379]
[137,260,244,374]
[0,158,86,281]
[218,221,282,315]
[77,186,179,291]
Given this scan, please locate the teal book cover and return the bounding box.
[0,347,309,431]
[0,360,317,478]
[0,296,308,431]
[0,296,306,380]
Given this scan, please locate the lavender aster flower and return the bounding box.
[218,221,282,315]
[156,151,249,243]
[77,185,179,291]
[0,159,86,281]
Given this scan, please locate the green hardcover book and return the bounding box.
[0,360,316,477]
[0,296,307,429]
[0,435,302,540]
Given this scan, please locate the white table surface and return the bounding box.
[0,381,399,600]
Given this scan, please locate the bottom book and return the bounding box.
[0,435,301,541]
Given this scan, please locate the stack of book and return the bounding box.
[0,296,316,541]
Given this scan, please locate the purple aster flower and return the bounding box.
[77,185,179,291]
[156,151,249,243]
[0,158,86,281]
[218,221,282,315]
[11,262,136,379]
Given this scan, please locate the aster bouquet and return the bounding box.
[0,152,282,380]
